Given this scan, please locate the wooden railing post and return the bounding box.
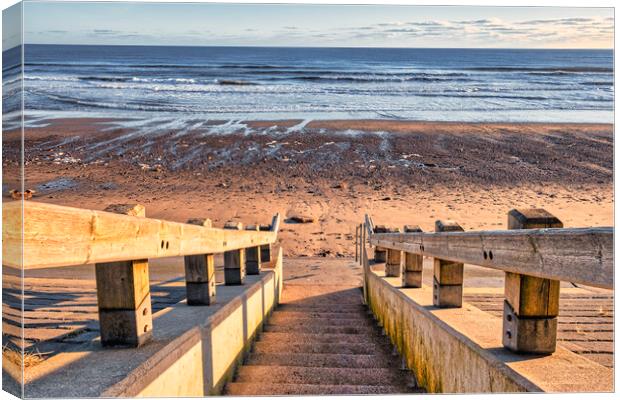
[385,227,402,277]
[402,225,423,288]
[373,224,388,262]
[245,225,261,275]
[355,224,359,263]
[184,218,216,305]
[362,222,366,265]
[259,224,271,263]
[95,204,152,347]
[224,221,246,285]
[503,209,562,354]
[433,220,464,308]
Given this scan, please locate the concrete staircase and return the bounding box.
[225,279,422,395]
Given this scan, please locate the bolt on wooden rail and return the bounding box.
[2,200,281,348]
[357,209,612,355]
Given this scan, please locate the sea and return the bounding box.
[2,45,614,131]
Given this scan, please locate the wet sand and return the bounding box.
[2,118,613,257]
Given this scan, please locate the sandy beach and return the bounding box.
[2,118,613,258]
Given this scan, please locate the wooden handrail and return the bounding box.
[2,201,280,269]
[270,213,281,235]
[365,218,612,289]
[364,214,374,236]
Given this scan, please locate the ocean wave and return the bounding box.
[466,66,612,73]
[217,79,258,86]
[24,61,301,70]
[25,61,612,74]
[78,76,133,82]
[28,89,192,112]
[79,76,199,84]
[288,75,472,83]
[579,81,614,86]
[25,75,80,82]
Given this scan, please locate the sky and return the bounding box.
[3,2,615,50]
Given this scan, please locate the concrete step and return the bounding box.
[257,331,385,345]
[280,286,363,303]
[234,365,412,386]
[264,323,377,335]
[277,303,367,313]
[225,382,414,395]
[252,340,386,355]
[267,315,375,327]
[270,310,369,320]
[281,299,362,307]
[245,352,396,368]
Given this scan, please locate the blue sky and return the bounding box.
[10,2,615,49]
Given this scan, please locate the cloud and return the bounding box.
[92,29,121,35]
[335,15,612,47]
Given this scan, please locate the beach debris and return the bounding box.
[50,151,81,164]
[316,249,332,257]
[99,182,118,191]
[286,202,316,224]
[285,119,311,134]
[9,189,35,200]
[332,181,348,190]
[36,178,78,194]
[287,215,315,224]
[138,163,163,172]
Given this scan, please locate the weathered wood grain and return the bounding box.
[3,201,280,269]
[369,227,613,289]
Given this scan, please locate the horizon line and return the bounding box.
[9,43,614,51]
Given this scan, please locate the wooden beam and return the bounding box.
[245,225,261,275]
[183,218,216,306]
[503,208,562,355]
[369,227,613,289]
[433,220,464,308]
[386,247,402,277]
[95,204,152,347]
[3,201,279,269]
[402,225,423,288]
[224,221,245,285]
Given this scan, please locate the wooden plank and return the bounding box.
[369,227,613,289]
[3,201,279,269]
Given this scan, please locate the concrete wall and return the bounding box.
[364,258,613,393]
[105,248,284,397]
